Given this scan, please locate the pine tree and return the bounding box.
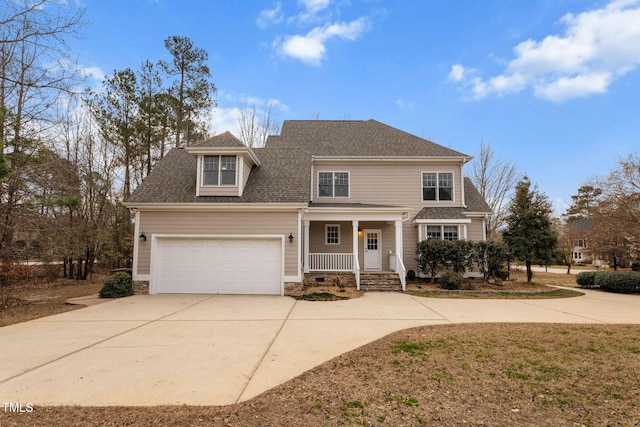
[503,177,557,282]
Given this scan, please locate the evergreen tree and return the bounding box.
[503,177,557,282]
[565,185,602,221]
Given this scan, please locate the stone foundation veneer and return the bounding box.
[284,282,304,296]
[133,280,149,295]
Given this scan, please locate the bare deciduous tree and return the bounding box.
[585,153,640,267]
[237,101,280,147]
[0,0,85,262]
[468,141,520,239]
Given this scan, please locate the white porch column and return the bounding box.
[395,220,403,272]
[303,220,310,273]
[352,220,359,266]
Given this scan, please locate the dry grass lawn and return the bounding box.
[0,275,106,327]
[3,269,639,426]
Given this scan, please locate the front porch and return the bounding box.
[301,205,411,290]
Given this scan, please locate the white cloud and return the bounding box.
[209,94,290,138]
[395,98,413,109]
[447,64,466,82]
[77,65,106,92]
[534,72,612,102]
[210,106,243,137]
[299,0,331,14]
[292,0,332,24]
[276,17,369,66]
[450,0,640,102]
[256,2,283,28]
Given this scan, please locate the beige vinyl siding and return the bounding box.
[136,210,299,276]
[313,161,464,208]
[242,159,252,193]
[198,186,239,196]
[309,221,354,253]
[467,218,485,241]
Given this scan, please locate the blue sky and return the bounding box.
[72,0,640,213]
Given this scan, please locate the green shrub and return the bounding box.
[594,271,640,293]
[496,270,510,281]
[99,272,133,298]
[576,271,598,288]
[438,271,463,290]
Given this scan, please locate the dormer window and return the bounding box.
[203,155,236,186]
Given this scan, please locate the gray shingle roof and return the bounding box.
[267,120,470,158]
[193,131,245,148]
[126,147,310,204]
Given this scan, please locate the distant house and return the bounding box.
[567,219,606,266]
[124,120,492,295]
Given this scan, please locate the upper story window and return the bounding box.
[318,172,349,198]
[422,172,453,201]
[573,239,586,248]
[203,155,236,186]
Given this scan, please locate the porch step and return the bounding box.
[359,272,402,292]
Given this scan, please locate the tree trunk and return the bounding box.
[75,259,83,280]
[566,263,571,274]
[525,260,533,283]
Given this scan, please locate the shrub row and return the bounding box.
[575,271,597,288]
[576,271,640,293]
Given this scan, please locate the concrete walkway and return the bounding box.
[1,289,640,406]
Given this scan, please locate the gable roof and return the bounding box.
[193,131,245,148]
[267,120,470,158]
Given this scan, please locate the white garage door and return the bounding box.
[153,238,282,295]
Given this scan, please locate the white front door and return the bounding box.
[364,229,382,271]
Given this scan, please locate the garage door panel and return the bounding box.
[154,238,282,295]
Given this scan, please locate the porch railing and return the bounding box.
[309,253,353,272]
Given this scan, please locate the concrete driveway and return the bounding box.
[1,289,640,406]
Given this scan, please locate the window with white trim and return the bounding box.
[318,172,349,198]
[423,225,459,241]
[422,172,453,201]
[325,224,340,245]
[203,155,236,186]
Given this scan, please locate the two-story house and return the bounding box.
[125,120,491,295]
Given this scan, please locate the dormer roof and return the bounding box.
[185,131,260,166]
[193,131,245,148]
